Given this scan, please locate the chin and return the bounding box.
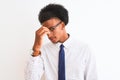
[51,41,58,44]
[51,40,58,44]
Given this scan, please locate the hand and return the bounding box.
[32,26,50,56]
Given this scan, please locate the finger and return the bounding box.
[40,30,50,37]
[41,27,50,34]
[37,29,50,38]
[37,26,49,33]
[36,27,46,35]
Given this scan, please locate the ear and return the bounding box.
[61,22,65,30]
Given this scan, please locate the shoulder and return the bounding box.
[70,38,89,49]
[70,39,93,55]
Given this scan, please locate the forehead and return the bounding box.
[42,18,61,28]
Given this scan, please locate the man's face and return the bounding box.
[42,18,64,43]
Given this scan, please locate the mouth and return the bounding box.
[49,37,56,42]
[49,37,55,41]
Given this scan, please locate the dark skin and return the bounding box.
[32,18,69,56]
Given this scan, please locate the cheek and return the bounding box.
[53,32,59,38]
[54,30,62,37]
[53,27,63,38]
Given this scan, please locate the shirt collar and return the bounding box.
[62,34,72,49]
[53,34,72,49]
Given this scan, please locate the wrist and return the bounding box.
[32,45,40,52]
[32,50,41,57]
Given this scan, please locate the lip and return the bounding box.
[49,37,56,42]
[50,38,55,41]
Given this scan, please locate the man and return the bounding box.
[25,4,97,80]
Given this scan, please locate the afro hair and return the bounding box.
[38,4,69,25]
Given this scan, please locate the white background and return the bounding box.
[0,0,120,80]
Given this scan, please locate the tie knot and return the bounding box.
[60,44,64,49]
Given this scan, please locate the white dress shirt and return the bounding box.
[25,36,97,80]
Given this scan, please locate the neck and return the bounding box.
[60,32,69,43]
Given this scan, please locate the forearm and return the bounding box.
[25,55,44,80]
[32,40,41,57]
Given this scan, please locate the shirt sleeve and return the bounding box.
[84,46,98,80]
[25,55,44,80]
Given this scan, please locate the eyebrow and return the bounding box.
[42,21,62,27]
[51,21,62,28]
[48,21,62,30]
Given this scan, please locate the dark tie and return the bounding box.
[58,44,65,80]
